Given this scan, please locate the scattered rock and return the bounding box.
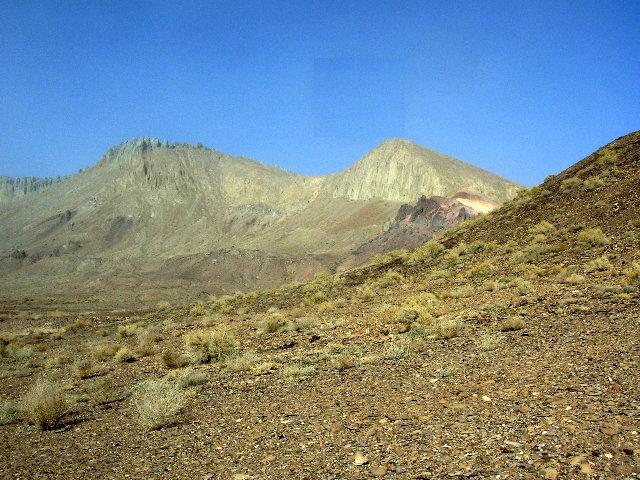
[541,467,559,479]
[370,466,387,477]
[354,452,369,465]
[600,424,621,435]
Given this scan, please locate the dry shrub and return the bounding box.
[432,319,464,339]
[161,350,187,369]
[332,355,357,371]
[585,256,613,272]
[118,324,143,338]
[623,262,640,285]
[21,380,67,430]
[561,177,583,193]
[375,270,405,289]
[529,221,557,236]
[113,347,137,363]
[134,380,185,430]
[564,273,586,285]
[478,334,503,352]
[223,351,258,373]
[396,293,440,326]
[93,343,122,361]
[63,319,93,332]
[73,359,96,379]
[279,364,316,380]
[405,240,445,266]
[257,315,285,335]
[500,317,525,331]
[83,377,115,404]
[384,340,411,360]
[184,325,237,363]
[0,400,20,425]
[165,367,207,389]
[357,285,375,301]
[189,302,207,316]
[577,228,609,248]
[156,301,171,311]
[447,285,474,298]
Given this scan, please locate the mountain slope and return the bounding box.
[326,138,519,202]
[0,136,518,303]
[0,131,637,480]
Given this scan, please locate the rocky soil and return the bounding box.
[0,131,638,479]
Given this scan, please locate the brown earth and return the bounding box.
[0,131,639,479]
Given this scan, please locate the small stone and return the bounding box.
[542,467,559,479]
[262,454,276,463]
[504,440,523,448]
[370,466,387,477]
[481,395,491,402]
[600,424,621,435]
[570,456,587,467]
[517,405,532,413]
[579,463,594,475]
[354,452,369,465]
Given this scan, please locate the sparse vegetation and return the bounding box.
[447,285,474,298]
[0,400,20,425]
[577,228,609,248]
[431,319,464,339]
[184,325,237,363]
[584,256,613,272]
[133,380,185,430]
[500,317,525,331]
[279,364,316,380]
[21,380,67,430]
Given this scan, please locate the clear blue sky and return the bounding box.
[1,0,638,186]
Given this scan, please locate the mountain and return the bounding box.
[0,137,518,304]
[0,131,638,479]
[326,138,517,202]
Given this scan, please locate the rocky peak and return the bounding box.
[99,137,210,166]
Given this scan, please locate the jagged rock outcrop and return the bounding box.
[339,193,483,269]
[0,175,69,203]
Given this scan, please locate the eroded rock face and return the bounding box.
[340,193,482,269]
[0,175,69,203]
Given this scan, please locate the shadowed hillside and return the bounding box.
[0,131,638,479]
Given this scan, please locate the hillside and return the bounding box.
[0,137,517,305]
[0,131,637,479]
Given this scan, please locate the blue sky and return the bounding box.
[0,0,638,186]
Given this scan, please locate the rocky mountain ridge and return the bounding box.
[0,136,519,303]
